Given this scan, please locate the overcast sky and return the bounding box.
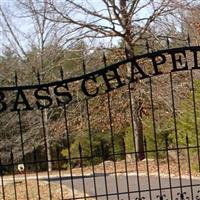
[0,0,186,56]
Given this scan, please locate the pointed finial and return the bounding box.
[82,59,86,75]
[144,136,147,147]
[101,140,105,159]
[14,71,18,86]
[125,45,129,58]
[37,70,41,84]
[33,147,37,161]
[186,133,189,144]
[165,133,168,147]
[10,149,13,160]
[78,143,82,154]
[60,67,64,80]
[101,140,104,150]
[187,33,191,47]
[146,40,150,53]
[103,52,107,67]
[166,37,170,49]
[122,138,126,153]
[56,145,60,158]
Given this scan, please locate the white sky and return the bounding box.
[0,0,122,55]
[0,0,184,56]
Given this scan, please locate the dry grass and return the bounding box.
[0,179,93,200]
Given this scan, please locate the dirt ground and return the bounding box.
[70,159,200,178]
[0,179,94,200]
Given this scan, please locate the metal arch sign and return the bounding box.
[0,46,200,112]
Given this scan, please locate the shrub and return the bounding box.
[61,129,124,168]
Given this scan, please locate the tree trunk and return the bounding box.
[132,95,145,160]
[125,41,145,161]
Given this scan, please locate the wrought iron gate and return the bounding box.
[0,46,200,199]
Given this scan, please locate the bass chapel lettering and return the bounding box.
[0,83,72,112]
[0,46,200,112]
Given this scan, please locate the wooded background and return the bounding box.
[0,0,200,172]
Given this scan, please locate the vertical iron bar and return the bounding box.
[60,68,76,199]
[63,107,76,199]
[122,139,131,200]
[187,34,191,47]
[167,37,170,49]
[79,143,87,199]
[186,134,194,199]
[146,40,150,54]
[106,81,120,200]
[10,150,17,200]
[190,69,200,172]
[128,83,141,199]
[0,158,5,200]
[149,76,163,198]
[0,177,5,200]
[82,60,98,200]
[144,138,152,200]
[169,72,183,196]
[17,110,29,199]
[56,146,64,200]
[165,136,173,200]
[125,47,143,198]
[33,147,41,200]
[40,109,52,199]
[37,72,52,199]
[101,141,109,200]
[103,54,120,200]
[14,72,29,200]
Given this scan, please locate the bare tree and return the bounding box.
[0,0,196,163]
[0,0,79,171]
[39,0,193,160]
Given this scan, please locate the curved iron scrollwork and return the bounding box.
[135,197,145,200]
[175,192,189,200]
[156,194,168,200]
[196,190,200,200]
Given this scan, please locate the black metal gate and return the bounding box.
[0,46,200,199]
